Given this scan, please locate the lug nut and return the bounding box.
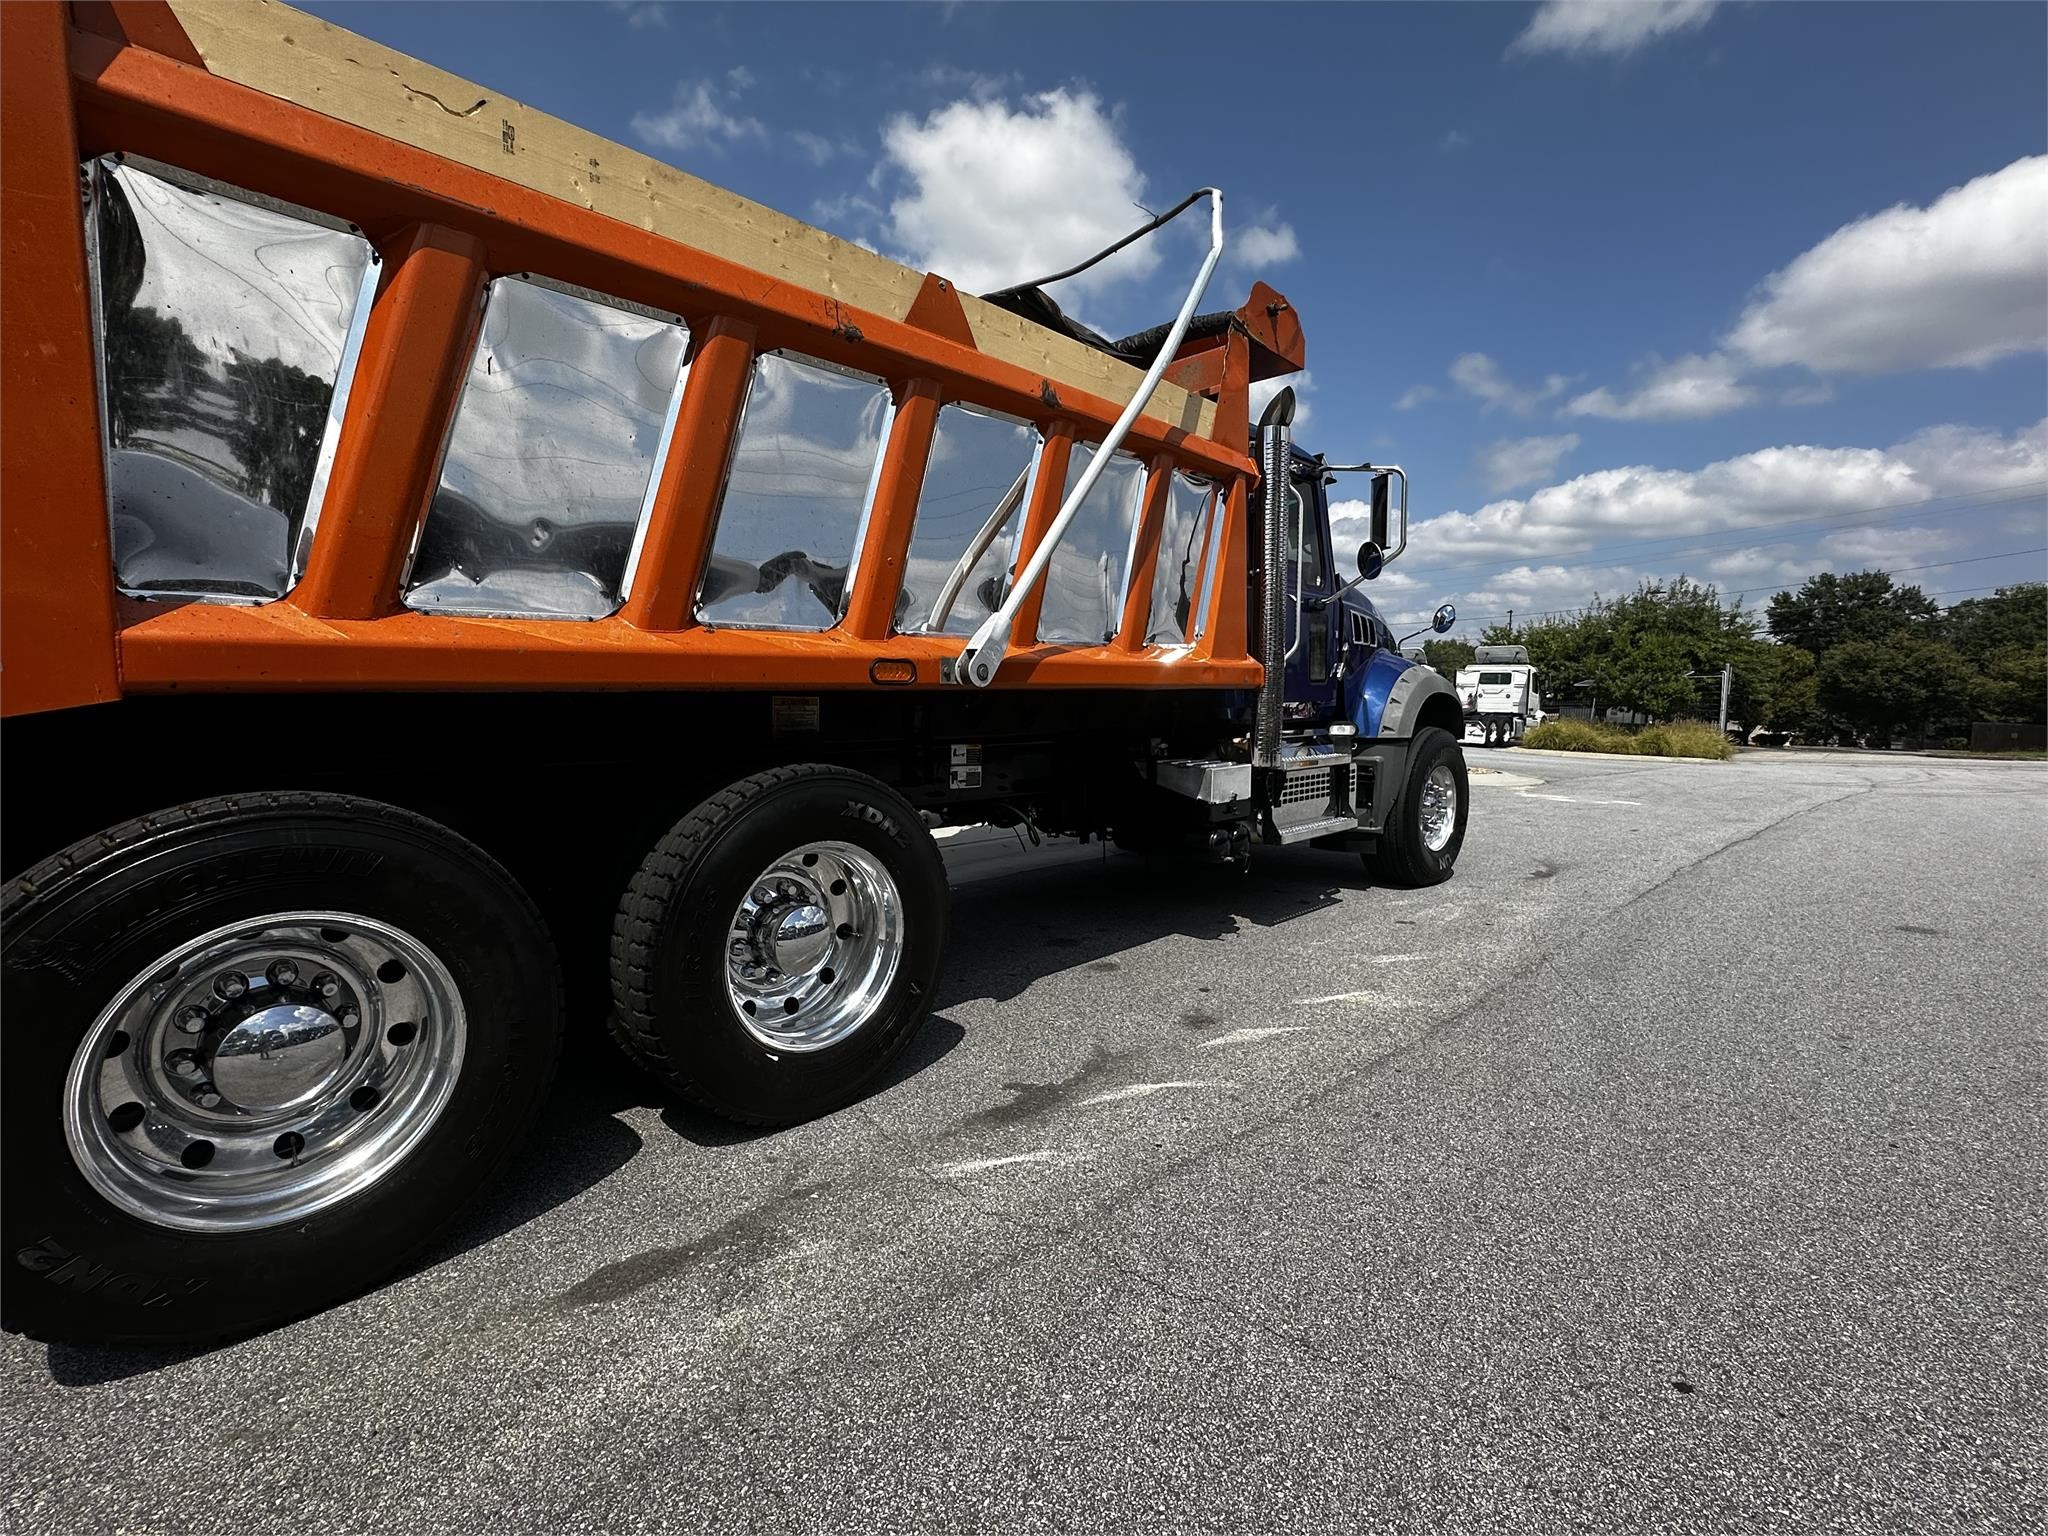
[313,973,340,1001]
[168,1051,202,1078]
[177,1006,209,1034]
[196,1090,223,1109]
[213,971,248,1000]
[339,1008,360,1028]
[268,959,299,987]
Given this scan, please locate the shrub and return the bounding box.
[1633,719,1736,760]
[1520,717,1734,760]
[1522,719,1637,754]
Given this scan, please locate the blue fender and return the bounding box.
[1345,647,1457,740]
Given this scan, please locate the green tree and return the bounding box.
[1422,638,1475,680]
[1818,631,1974,744]
[1942,584,2046,666]
[1598,630,1699,721]
[1767,570,1938,657]
[1483,576,1761,722]
[1969,643,2048,723]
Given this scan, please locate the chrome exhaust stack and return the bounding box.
[1252,386,1295,769]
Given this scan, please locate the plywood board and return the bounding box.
[165,0,1215,436]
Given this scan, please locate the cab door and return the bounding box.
[1282,470,1340,722]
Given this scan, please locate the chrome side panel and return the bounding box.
[403,276,689,619]
[1145,471,1219,647]
[695,352,895,630]
[899,403,1038,636]
[88,157,378,604]
[1037,441,1146,645]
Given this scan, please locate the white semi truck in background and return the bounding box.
[1458,645,1545,747]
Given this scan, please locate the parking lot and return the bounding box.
[4,749,2043,1533]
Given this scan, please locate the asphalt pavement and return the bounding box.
[4,750,2044,1533]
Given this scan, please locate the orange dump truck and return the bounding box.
[1,1,1470,1343]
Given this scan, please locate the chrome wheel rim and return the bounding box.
[725,841,902,1053]
[1419,763,1460,852]
[62,911,465,1234]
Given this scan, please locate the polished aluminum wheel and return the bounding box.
[1419,762,1460,852]
[725,841,902,1053]
[62,912,465,1233]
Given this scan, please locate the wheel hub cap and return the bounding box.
[1420,763,1460,852]
[62,911,466,1233]
[725,842,903,1053]
[210,1003,347,1112]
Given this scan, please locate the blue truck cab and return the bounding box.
[1233,393,1471,884]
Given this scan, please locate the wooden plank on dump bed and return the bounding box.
[163,0,1217,439]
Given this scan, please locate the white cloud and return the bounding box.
[1250,370,1313,431]
[631,78,765,154]
[1567,155,2048,421]
[790,130,859,166]
[606,1,668,29]
[1726,155,2048,375]
[1477,433,1581,493]
[1448,352,1571,416]
[1509,0,1720,59]
[1394,384,1440,411]
[1233,222,1301,268]
[879,89,1158,298]
[1408,417,2046,569]
[1565,352,1757,421]
[1440,129,1472,153]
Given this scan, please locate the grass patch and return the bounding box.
[1521,717,1734,760]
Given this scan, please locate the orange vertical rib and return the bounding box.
[1,2,122,717]
[1114,460,1172,651]
[1007,423,1075,649]
[843,378,939,641]
[293,223,485,620]
[1202,478,1252,663]
[623,316,755,632]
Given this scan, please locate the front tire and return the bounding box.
[609,765,947,1126]
[1364,726,1468,887]
[2,793,562,1345]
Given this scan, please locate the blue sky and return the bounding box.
[306,0,2047,637]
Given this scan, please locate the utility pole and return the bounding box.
[1718,662,1732,735]
[1506,608,1513,635]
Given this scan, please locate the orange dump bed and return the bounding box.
[2,1,1306,719]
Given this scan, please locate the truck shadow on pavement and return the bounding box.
[935,843,1365,1010]
[40,846,1363,1384]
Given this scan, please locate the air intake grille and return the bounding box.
[1280,765,1348,806]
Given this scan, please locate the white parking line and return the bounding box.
[932,1151,1061,1177]
[1517,791,1643,806]
[1079,1081,1232,1106]
[1199,1026,1310,1050]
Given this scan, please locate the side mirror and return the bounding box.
[1356,541,1384,581]
[1432,603,1456,634]
[1369,473,1392,552]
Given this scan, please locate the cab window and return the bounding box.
[1284,481,1325,587]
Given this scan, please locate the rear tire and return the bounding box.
[2,793,562,1345]
[610,765,947,1126]
[1363,727,1468,887]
